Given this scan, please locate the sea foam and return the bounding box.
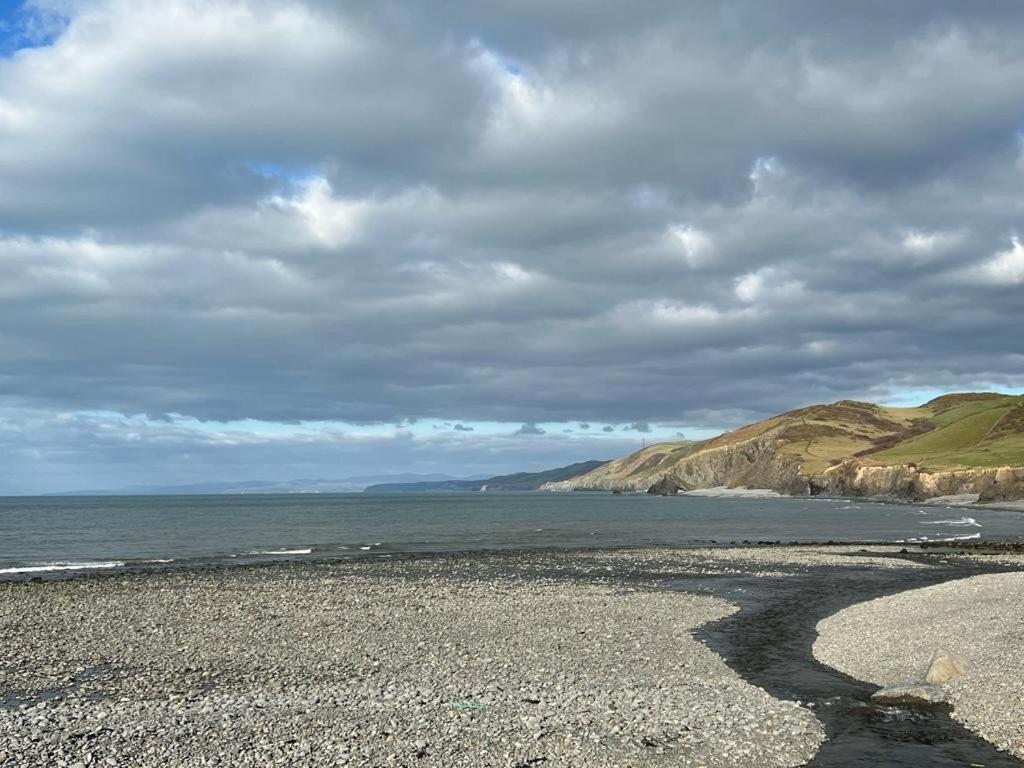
[249,548,312,555]
[921,517,982,527]
[937,532,982,542]
[0,561,125,575]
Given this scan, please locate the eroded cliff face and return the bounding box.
[810,462,1024,503]
[544,431,807,495]
[544,435,1024,502]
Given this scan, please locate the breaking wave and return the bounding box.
[920,517,982,528]
[0,561,125,575]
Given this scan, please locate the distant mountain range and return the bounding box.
[363,460,609,493]
[46,473,487,496]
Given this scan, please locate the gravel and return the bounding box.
[587,545,932,575]
[0,551,824,768]
[814,571,1024,758]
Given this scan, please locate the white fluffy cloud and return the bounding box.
[980,237,1024,284]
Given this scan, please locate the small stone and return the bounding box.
[871,685,947,708]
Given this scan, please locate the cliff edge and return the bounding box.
[542,394,1024,502]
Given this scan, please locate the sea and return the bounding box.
[1,491,1022,577]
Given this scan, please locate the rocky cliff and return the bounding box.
[543,394,1024,502]
[809,462,1024,503]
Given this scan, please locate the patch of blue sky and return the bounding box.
[878,388,952,407]
[0,0,63,57]
[421,421,718,441]
[0,0,26,54]
[880,386,1024,408]
[168,416,353,437]
[244,161,319,186]
[74,411,723,443]
[145,416,717,442]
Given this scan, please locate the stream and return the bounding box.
[670,552,1024,767]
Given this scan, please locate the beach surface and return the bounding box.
[815,567,1024,759]
[1,546,1022,767]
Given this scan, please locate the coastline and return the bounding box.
[2,545,1023,767]
[674,485,1024,515]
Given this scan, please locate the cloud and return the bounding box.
[733,268,805,304]
[602,426,615,433]
[625,421,652,433]
[2,1,1024,488]
[452,423,474,431]
[900,229,962,258]
[0,407,638,494]
[667,225,714,267]
[514,422,546,436]
[978,237,1024,284]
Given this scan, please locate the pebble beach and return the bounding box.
[815,568,1024,759]
[1,546,1022,767]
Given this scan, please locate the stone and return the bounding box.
[926,651,968,684]
[647,476,679,496]
[871,684,947,708]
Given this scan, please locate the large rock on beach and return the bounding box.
[926,651,968,685]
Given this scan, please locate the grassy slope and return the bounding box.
[557,441,702,487]
[872,396,1024,469]
[779,395,1024,471]
[563,393,1024,489]
[761,394,1024,472]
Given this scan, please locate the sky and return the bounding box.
[1,0,1023,493]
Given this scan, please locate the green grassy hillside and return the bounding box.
[554,392,1024,491]
[759,393,1024,472]
[872,395,1024,469]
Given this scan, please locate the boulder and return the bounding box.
[647,476,680,496]
[926,651,968,684]
[871,684,947,708]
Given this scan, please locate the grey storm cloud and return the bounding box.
[452,423,474,432]
[602,426,615,433]
[514,423,546,436]
[1,0,1024,491]
[625,422,652,433]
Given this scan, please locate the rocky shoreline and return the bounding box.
[550,462,1024,506]
[1,547,1022,767]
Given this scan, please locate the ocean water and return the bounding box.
[1,492,1022,577]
